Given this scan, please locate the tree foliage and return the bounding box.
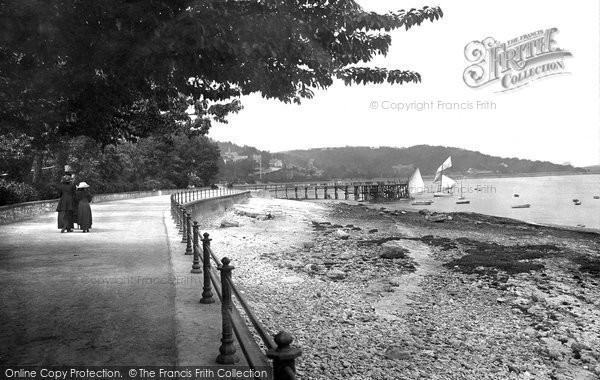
[64,134,221,192]
[1,0,443,149]
[0,134,221,204]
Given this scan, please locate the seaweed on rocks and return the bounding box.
[357,236,417,246]
[420,235,458,251]
[444,241,562,275]
[573,256,600,277]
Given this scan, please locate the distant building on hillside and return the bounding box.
[269,159,283,168]
[222,148,248,163]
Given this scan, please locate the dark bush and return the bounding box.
[0,179,40,206]
[142,179,176,191]
[33,182,59,200]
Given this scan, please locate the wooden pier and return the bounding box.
[235,182,409,201]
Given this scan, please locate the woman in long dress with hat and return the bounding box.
[56,175,76,233]
[75,182,93,232]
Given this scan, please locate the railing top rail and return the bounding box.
[203,239,277,351]
[225,276,276,351]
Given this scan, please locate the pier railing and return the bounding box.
[233,181,409,201]
[170,189,301,379]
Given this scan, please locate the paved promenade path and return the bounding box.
[0,195,226,366]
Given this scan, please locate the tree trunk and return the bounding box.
[56,148,68,175]
[31,151,44,184]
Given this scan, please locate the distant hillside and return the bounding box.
[278,145,584,179]
[583,165,600,173]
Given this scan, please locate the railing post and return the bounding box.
[185,212,193,255]
[178,206,184,234]
[191,222,201,273]
[345,186,349,200]
[200,233,215,304]
[285,187,288,199]
[266,331,302,380]
[294,187,298,199]
[181,208,187,242]
[324,186,328,199]
[216,257,239,364]
[171,198,177,222]
[315,186,318,199]
[304,187,308,199]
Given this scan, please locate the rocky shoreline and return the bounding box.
[203,197,600,380]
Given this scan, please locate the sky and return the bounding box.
[209,0,600,167]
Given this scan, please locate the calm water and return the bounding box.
[401,174,600,230]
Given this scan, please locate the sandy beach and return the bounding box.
[201,194,600,380]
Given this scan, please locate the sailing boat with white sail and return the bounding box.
[408,168,425,196]
[408,168,432,205]
[433,156,456,197]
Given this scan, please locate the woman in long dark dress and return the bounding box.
[75,182,92,232]
[56,175,76,233]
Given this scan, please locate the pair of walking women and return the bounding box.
[56,175,93,233]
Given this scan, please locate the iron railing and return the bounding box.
[170,188,301,380]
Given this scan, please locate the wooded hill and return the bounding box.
[277,145,585,179]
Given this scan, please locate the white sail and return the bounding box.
[441,175,456,190]
[433,156,452,183]
[408,168,425,195]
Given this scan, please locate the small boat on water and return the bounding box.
[574,201,582,205]
[511,204,531,209]
[455,180,469,204]
[513,194,519,197]
[593,196,599,199]
[412,200,433,206]
[572,199,579,203]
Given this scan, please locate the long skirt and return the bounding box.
[57,211,74,229]
[77,200,92,230]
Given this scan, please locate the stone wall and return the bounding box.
[184,191,252,222]
[0,189,184,225]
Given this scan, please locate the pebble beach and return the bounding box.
[202,195,600,380]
